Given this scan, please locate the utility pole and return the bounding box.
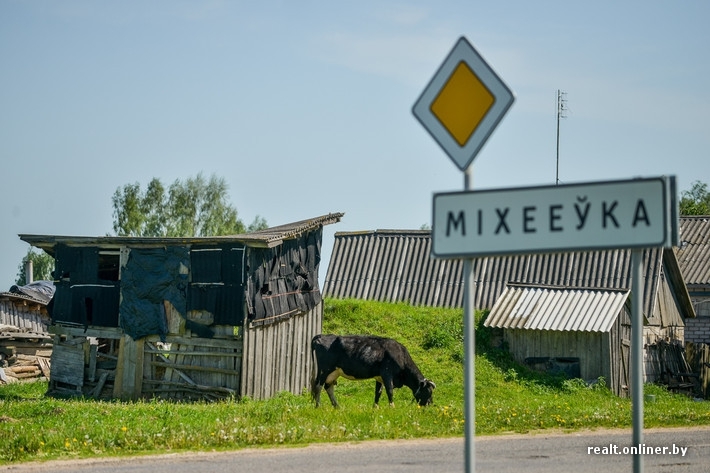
[556,90,567,185]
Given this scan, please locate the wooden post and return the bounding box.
[113,334,144,400]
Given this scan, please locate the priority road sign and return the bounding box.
[412,36,514,171]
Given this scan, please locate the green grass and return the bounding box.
[0,298,709,465]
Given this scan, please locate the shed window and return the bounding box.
[98,251,120,281]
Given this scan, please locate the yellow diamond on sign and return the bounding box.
[412,36,514,171]
[430,61,495,147]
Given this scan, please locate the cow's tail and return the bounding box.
[310,334,321,401]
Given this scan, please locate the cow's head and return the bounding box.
[414,379,436,406]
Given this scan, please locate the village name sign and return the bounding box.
[433,176,678,258]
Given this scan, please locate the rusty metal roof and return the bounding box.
[676,216,710,286]
[19,212,344,254]
[484,283,630,332]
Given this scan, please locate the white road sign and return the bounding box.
[432,177,678,258]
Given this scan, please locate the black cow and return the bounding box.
[310,334,435,408]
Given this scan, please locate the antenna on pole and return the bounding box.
[556,90,567,185]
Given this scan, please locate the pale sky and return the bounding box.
[1,1,708,289]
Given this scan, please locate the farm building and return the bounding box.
[676,216,710,344]
[675,216,710,397]
[323,229,696,396]
[0,281,54,384]
[20,212,342,401]
[485,284,655,396]
[1,281,53,333]
[323,230,693,315]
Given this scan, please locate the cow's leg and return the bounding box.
[383,376,395,407]
[312,379,323,407]
[324,382,339,408]
[323,369,341,408]
[373,380,384,408]
[312,368,332,407]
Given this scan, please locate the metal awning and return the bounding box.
[484,283,631,333]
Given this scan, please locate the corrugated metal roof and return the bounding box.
[20,212,344,254]
[324,230,466,306]
[322,230,689,322]
[484,283,630,332]
[676,216,710,286]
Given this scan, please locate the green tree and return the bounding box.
[112,173,267,237]
[247,215,269,232]
[16,248,55,285]
[680,180,710,216]
[111,179,167,237]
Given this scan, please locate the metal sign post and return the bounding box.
[413,36,514,473]
[631,249,644,473]
[463,168,475,472]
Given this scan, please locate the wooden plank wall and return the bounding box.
[0,299,48,333]
[655,275,686,334]
[505,328,606,380]
[503,310,651,397]
[241,303,322,400]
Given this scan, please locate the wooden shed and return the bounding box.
[0,282,54,384]
[19,212,342,401]
[485,283,639,396]
[0,281,54,384]
[0,281,53,334]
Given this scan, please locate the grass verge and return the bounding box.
[0,298,708,464]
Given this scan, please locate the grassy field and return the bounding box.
[0,298,709,464]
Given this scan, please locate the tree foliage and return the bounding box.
[112,173,267,237]
[679,180,710,216]
[246,215,269,233]
[16,248,55,285]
